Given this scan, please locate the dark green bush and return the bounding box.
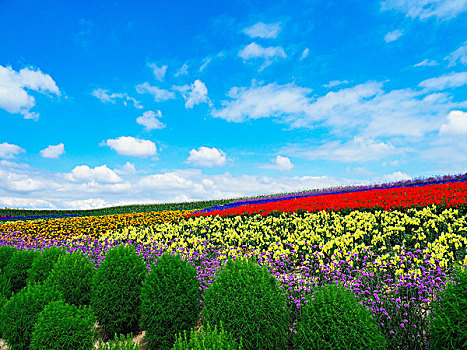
[31,299,97,350]
[202,257,290,350]
[4,248,38,294]
[0,273,12,338]
[96,333,142,350]
[44,250,95,307]
[91,244,147,341]
[0,282,62,350]
[294,282,386,350]
[140,252,201,350]
[430,264,467,350]
[172,322,243,350]
[27,246,67,284]
[0,245,17,272]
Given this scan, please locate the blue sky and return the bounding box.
[1,0,466,209]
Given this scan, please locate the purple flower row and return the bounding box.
[0,214,79,221]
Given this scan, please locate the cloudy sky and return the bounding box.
[1,0,466,209]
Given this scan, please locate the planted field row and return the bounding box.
[191,181,467,217]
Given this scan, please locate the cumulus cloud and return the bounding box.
[381,0,467,20]
[384,29,403,42]
[40,143,65,158]
[414,59,438,67]
[174,80,210,108]
[135,82,175,102]
[136,110,166,130]
[186,147,227,167]
[381,171,411,182]
[138,172,201,191]
[0,168,46,192]
[243,22,281,38]
[439,110,467,134]
[0,142,25,159]
[0,65,60,120]
[213,79,464,138]
[148,62,167,81]
[239,42,286,61]
[418,71,467,91]
[65,164,122,183]
[445,42,467,67]
[267,156,294,171]
[102,136,157,157]
[92,88,143,109]
[114,162,137,175]
[175,63,188,77]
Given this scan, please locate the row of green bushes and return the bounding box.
[0,244,466,350]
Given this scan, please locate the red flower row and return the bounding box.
[192,181,467,217]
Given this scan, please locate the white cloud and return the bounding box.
[187,147,226,167]
[136,110,166,130]
[439,110,467,134]
[384,29,403,42]
[381,171,411,182]
[175,63,188,77]
[0,196,55,209]
[0,168,46,192]
[414,59,438,67]
[212,82,312,122]
[61,198,110,210]
[418,71,467,91]
[92,88,143,109]
[102,136,157,157]
[300,48,309,61]
[323,80,349,88]
[239,42,286,61]
[243,22,281,38]
[274,156,294,171]
[148,62,167,81]
[138,172,199,190]
[114,162,137,175]
[174,80,210,108]
[381,0,467,20]
[0,65,60,120]
[40,143,65,158]
[286,137,397,162]
[65,164,122,184]
[0,142,25,159]
[135,82,175,102]
[214,79,464,138]
[199,58,211,72]
[445,42,467,67]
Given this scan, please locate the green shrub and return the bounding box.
[202,257,290,350]
[140,252,201,350]
[0,282,62,350]
[96,333,142,350]
[27,246,67,284]
[430,264,467,350]
[294,282,387,350]
[0,273,12,338]
[44,250,95,307]
[4,248,38,294]
[172,322,243,350]
[31,300,97,350]
[0,245,17,272]
[91,244,147,341]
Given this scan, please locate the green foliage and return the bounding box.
[96,333,142,350]
[429,264,467,350]
[0,282,62,350]
[31,300,97,350]
[44,250,95,307]
[172,321,243,350]
[202,257,290,350]
[294,282,387,350]
[27,246,67,284]
[0,245,17,272]
[140,252,201,350]
[91,244,147,341]
[4,248,38,294]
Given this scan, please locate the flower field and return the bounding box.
[1,178,467,349]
